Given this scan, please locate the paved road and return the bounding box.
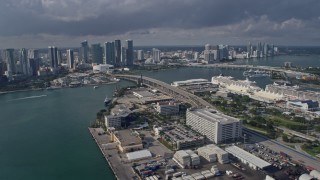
[115,74,214,108]
[244,128,320,171]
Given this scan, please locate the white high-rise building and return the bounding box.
[194,52,199,60]
[186,108,242,144]
[152,48,160,63]
[66,49,74,69]
[205,44,212,51]
[137,50,144,60]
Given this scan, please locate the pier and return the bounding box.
[88,128,139,180]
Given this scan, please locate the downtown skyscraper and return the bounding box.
[104,42,115,65]
[80,40,89,63]
[48,46,58,68]
[4,49,15,80]
[19,48,29,75]
[67,49,75,69]
[91,44,103,64]
[125,39,133,66]
[114,40,121,67]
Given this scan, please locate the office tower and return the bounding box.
[104,42,115,65]
[204,50,217,64]
[152,48,161,63]
[91,44,103,64]
[19,48,29,75]
[263,43,268,56]
[271,44,275,56]
[114,40,121,67]
[66,49,75,69]
[80,40,89,63]
[28,49,39,60]
[48,46,58,68]
[137,50,144,60]
[57,50,63,65]
[5,49,15,75]
[28,58,40,76]
[194,52,199,60]
[205,44,212,51]
[121,47,127,66]
[218,45,228,60]
[186,108,242,144]
[125,39,133,66]
[247,42,252,58]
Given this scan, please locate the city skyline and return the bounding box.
[0,0,319,48]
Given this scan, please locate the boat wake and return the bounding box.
[8,95,47,102]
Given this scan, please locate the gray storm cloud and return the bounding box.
[0,0,319,47]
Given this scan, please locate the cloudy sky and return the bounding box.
[0,0,319,48]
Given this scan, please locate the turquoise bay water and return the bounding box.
[0,81,134,180]
[0,55,319,179]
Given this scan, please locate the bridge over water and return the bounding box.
[115,74,213,108]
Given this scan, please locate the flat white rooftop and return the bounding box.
[225,146,271,169]
[188,108,240,125]
[126,149,152,161]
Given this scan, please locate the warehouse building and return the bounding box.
[197,146,217,162]
[126,149,152,162]
[186,108,242,144]
[225,146,271,170]
[111,129,143,153]
[173,150,200,168]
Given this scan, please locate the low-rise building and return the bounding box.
[126,149,152,162]
[104,104,132,128]
[153,124,204,150]
[197,145,217,162]
[156,101,180,115]
[225,146,271,170]
[111,129,143,153]
[186,108,242,144]
[173,150,200,168]
[287,100,319,112]
[207,144,229,164]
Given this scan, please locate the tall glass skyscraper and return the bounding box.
[80,40,89,63]
[114,40,121,67]
[48,46,58,68]
[91,44,103,64]
[125,39,133,66]
[19,48,29,75]
[67,49,74,69]
[104,42,115,65]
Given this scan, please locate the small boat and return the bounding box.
[104,96,112,106]
[93,86,99,89]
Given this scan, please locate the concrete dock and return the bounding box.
[88,128,139,180]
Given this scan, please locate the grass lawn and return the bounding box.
[243,124,268,135]
[269,116,305,126]
[302,145,320,157]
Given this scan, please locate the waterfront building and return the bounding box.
[48,46,58,69]
[19,48,29,75]
[28,58,40,76]
[137,50,144,60]
[204,50,218,64]
[110,129,143,153]
[114,40,121,67]
[5,49,16,76]
[104,42,115,65]
[194,52,199,60]
[217,45,229,60]
[172,79,210,87]
[80,40,89,63]
[186,108,242,144]
[212,75,261,95]
[92,64,114,73]
[91,44,103,64]
[152,48,161,63]
[125,39,133,66]
[66,49,75,69]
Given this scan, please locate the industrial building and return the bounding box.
[172,79,218,95]
[92,64,114,73]
[171,79,210,87]
[186,108,242,144]
[225,146,271,170]
[197,145,217,162]
[155,101,181,115]
[173,150,200,168]
[153,124,204,150]
[111,129,143,153]
[126,149,152,162]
